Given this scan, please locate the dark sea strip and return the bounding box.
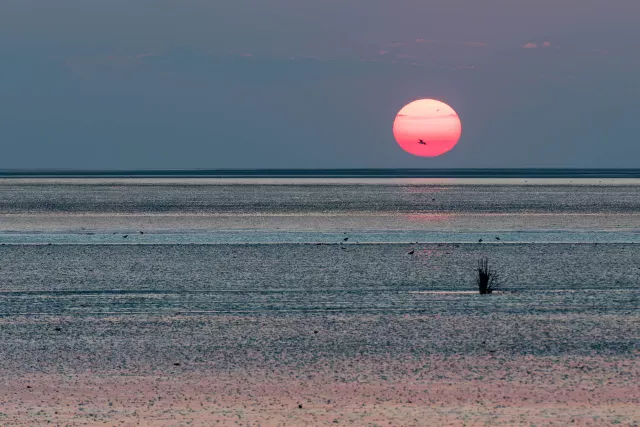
[3,168,640,178]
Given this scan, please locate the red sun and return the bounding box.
[393,99,462,157]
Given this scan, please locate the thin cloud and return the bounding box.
[396,112,459,119]
[463,41,487,47]
[106,53,158,64]
[542,42,551,48]
[64,52,158,78]
[396,53,419,59]
[135,53,157,59]
[522,42,538,49]
[415,38,486,47]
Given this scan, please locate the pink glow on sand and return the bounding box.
[2,355,638,426]
[393,99,462,157]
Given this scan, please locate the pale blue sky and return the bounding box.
[1,0,639,169]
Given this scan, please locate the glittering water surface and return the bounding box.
[2,178,640,242]
[0,179,639,369]
[0,243,639,317]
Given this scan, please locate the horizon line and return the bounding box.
[2,168,640,178]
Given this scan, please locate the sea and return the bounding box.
[0,173,638,373]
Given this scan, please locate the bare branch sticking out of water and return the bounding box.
[477,257,500,294]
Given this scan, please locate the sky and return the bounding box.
[1,0,639,169]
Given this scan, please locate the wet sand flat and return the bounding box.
[1,180,639,425]
[0,268,638,427]
[2,355,639,426]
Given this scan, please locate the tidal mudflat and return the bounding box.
[0,179,639,426]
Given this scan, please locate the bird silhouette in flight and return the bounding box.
[417,139,427,145]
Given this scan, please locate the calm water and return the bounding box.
[0,178,638,370]
[2,178,640,243]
